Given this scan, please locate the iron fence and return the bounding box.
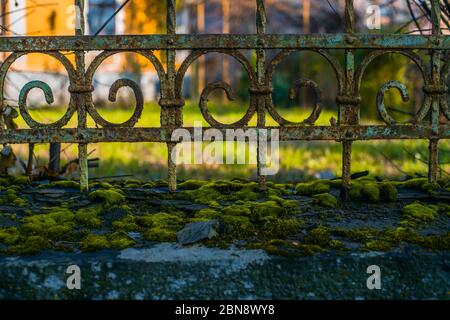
[0,0,449,199]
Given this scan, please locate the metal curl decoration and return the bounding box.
[87,79,144,128]
[1,51,78,129]
[265,49,343,126]
[18,80,76,129]
[376,80,410,125]
[199,81,255,128]
[85,50,165,127]
[177,50,257,127]
[355,50,429,123]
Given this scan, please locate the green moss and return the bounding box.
[349,183,361,199]
[380,182,398,202]
[333,228,381,241]
[304,225,343,249]
[401,178,427,189]
[90,182,114,189]
[79,234,109,252]
[88,189,126,206]
[421,182,440,193]
[363,240,393,251]
[10,176,30,185]
[75,206,103,228]
[183,184,224,205]
[21,207,75,240]
[260,216,301,239]
[312,193,338,208]
[143,227,177,242]
[6,235,50,255]
[360,183,380,202]
[137,212,184,230]
[112,215,140,232]
[46,180,80,189]
[221,215,255,238]
[195,208,221,220]
[108,232,135,249]
[0,188,27,207]
[0,227,20,245]
[222,203,252,217]
[295,181,330,196]
[268,195,299,214]
[178,180,209,190]
[402,202,438,223]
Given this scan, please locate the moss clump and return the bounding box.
[195,208,221,220]
[421,182,440,193]
[222,203,252,217]
[138,212,184,242]
[90,182,113,189]
[333,228,381,241]
[112,215,140,232]
[45,180,80,189]
[295,181,330,196]
[75,206,103,228]
[401,178,427,190]
[9,176,30,185]
[380,182,398,202]
[268,196,299,214]
[178,180,209,190]
[401,202,438,224]
[79,234,109,252]
[21,207,75,240]
[312,193,338,208]
[363,240,394,251]
[360,183,380,202]
[0,188,27,208]
[0,227,20,245]
[183,184,224,205]
[246,240,325,257]
[259,216,301,239]
[108,232,135,249]
[138,212,184,229]
[349,183,362,199]
[221,215,255,238]
[304,225,343,249]
[88,189,126,206]
[6,235,50,255]
[143,228,177,242]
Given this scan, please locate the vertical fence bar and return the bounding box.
[428,0,441,184]
[162,0,183,192]
[340,0,357,200]
[75,0,89,191]
[256,0,266,190]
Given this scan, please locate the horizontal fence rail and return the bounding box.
[0,0,448,199]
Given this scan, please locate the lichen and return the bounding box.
[312,193,338,208]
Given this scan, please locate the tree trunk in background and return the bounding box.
[197,1,205,97]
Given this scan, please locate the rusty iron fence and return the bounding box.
[0,0,449,199]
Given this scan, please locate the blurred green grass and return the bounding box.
[11,101,450,182]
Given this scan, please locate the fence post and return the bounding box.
[162,0,184,192]
[256,0,267,190]
[74,0,89,191]
[428,0,442,184]
[339,0,359,201]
